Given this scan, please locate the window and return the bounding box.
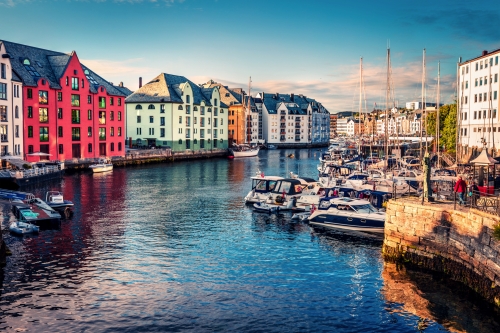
[118,127,122,136]
[480,78,483,86]
[465,81,468,89]
[495,91,498,100]
[0,106,6,122]
[88,109,92,120]
[160,128,165,137]
[160,105,165,113]
[66,76,69,86]
[118,112,122,121]
[178,128,182,134]
[484,110,487,118]
[474,111,477,119]
[178,139,182,144]
[28,126,33,138]
[81,79,84,88]
[118,142,122,151]
[72,127,80,141]
[72,109,80,124]
[201,106,205,115]
[186,116,190,126]
[72,77,79,90]
[496,56,499,65]
[88,143,92,153]
[58,126,63,137]
[27,88,33,99]
[137,115,141,123]
[194,117,197,124]
[71,94,80,107]
[15,125,19,138]
[59,144,64,154]
[179,116,182,124]
[0,63,5,79]
[39,91,48,104]
[88,126,92,137]
[88,95,92,104]
[99,97,106,108]
[118,98,122,106]
[495,74,498,83]
[57,92,63,101]
[160,117,165,126]
[56,108,62,119]
[494,109,497,119]
[99,128,106,140]
[214,99,218,106]
[214,108,218,116]
[110,97,114,106]
[39,108,48,123]
[476,63,478,71]
[178,105,183,110]
[135,105,142,110]
[27,106,33,118]
[110,127,114,137]
[149,128,154,135]
[200,117,205,127]
[148,104,155,110]
[111,143,114,152]
[39,127,49,142]
[137,128,142,135]
[28,145,33,153]
[465,96,468,104]
[110,111,114,121]
[99,111,106,125]
[186,105,191,114]
[186,95,191,103]
[150,116,154,123]
[475,94,477,102]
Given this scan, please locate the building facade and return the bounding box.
[329,114,337,138]
[0,40,128,162]
[458,49,500,151]
[125,73,228,152]
[0,42,23,157]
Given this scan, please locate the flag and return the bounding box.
[311,204,316,214]
[261,171,265,178]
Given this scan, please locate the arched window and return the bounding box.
[207,108,212,113]
[135,105,143,110]
[23,59,30,65]
[220,139,223,143]
[186,95,190,103]
[100,87,104,92]
[193,106,198,111]
[208,139,211,143]
[148,104,155,109]
[214,99,218,106]
[178,139,182,144]
[178,105,183,110]
[194,139,198,144]
[15,106,19,118]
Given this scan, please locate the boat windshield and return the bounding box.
[254,180,267,191]
[351,204,378,213]
[274,181,292,194]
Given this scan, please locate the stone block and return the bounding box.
[484,268,496,281]
[481,232,491,246]
[386,235,401,244]
[486,259,500,276]
[459,250,471,262]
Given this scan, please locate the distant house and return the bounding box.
[0,40,129,161]
[125,73,228,152]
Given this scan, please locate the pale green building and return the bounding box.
[125,73,228,152]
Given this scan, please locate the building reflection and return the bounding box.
[382,262,500,333]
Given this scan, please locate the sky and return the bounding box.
[1,0,499,113]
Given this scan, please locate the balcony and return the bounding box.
[280,137,286,142]
[280,124,286,128]
[280,130,286,135]
[1,134,7,142]
[280,116,286,121]
[295,125,301,129]
[186,133,190,138]
[295,137,301,142]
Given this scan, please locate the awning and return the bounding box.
[470,149,498,165]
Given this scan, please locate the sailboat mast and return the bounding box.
[359,57,363,149]
[423,49,428,153]
[385,48,390,169]
[436,61,440,166]
[246,76,252,144]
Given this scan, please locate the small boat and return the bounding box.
[9,221,39,235]
[291,211,311,221]
[229,144,259,158]
[45,191,74,218]
[267,144,277,150]
[89,158,113,173]
[244,171,284,204]
[253,202,280,213]
[253,197,294,213]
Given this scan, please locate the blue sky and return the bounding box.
[1,0,499,112]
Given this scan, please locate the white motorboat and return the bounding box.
[244,171,283,204]
[89,158,113,173]
[229,144,259,157]
[307,197,386,234]
[9,221,39,235]
[45,191,74,218]
[253,197,294,213]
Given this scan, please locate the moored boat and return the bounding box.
[9,221,39,235]
[229,144,259,158]
[89,158,113,173]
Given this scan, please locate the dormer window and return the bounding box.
[178,105,183,110]
[135,105,143,110]
[23,59,41,77]
[84,69,99,85]
[148,104,155,110]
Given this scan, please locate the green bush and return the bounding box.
[22,163,32,169]
[493,224,500,241]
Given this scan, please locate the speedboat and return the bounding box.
[244,171,283,204]
[253,195,295,213]
[307,197,386,233]
[45,191,74,218]
[89,158,113,173]
[9,221,39,235]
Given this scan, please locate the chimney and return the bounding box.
[291,93,294,101]
[139,77,143,88]
[119,82,123,87]
[482,50,488,56]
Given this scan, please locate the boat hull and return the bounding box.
[230,148,259,157]
[308,213,385,233]
[90,164,113,173]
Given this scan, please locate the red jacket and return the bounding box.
[454,179,466,193]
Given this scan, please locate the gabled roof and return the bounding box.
[126,73,217,106]
[0,40,126,96]
[202,80,241,107]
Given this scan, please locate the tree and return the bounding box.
[426,103,457,154]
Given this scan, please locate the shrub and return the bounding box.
[493,224,500,241]
[22,163,32,169]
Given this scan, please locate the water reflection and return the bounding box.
[382,262,500,333]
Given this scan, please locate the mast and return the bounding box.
[385,47,390,170]
[456,57,461,162]
[359,57,362,143]
[436,61,440,167]
[246,76,252,144]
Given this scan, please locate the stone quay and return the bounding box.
[383,199,500,307]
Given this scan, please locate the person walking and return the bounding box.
[454,175,467,206]
[469,181,480,206]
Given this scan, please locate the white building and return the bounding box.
[336,118,349,135]
[458,49,500,150]
[0,42,23,157]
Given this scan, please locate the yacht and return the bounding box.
[244,171,283,204]
[307,197,386,234]
[89,158,113,173]
[229,144,259,157]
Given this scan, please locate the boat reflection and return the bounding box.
[382,262,500,333]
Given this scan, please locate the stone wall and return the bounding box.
[383,199,500,307]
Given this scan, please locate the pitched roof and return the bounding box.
[0,40,127,97]
[126,73,214,106]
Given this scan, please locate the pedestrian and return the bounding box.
[469,181,479,206]
[454,175,467,206]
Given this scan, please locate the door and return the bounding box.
[72,144,81,158]
[99,143,107,156]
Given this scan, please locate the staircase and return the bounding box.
[440,152,456,166]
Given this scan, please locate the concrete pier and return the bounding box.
[383,199,500,307]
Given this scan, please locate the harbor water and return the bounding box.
[1,149,499,332]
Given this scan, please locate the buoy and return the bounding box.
[228,155,234,159]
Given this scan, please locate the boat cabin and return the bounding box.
[251,176,283,193]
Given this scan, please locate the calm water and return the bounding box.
[1,149,499,332]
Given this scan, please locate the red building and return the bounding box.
[0,41,131,162]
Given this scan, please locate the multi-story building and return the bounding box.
[0,42,23,157]
[347,119,363,136]
[336,117,350,135]
[329,114,337,138]
[458,49,500,153]
[257,92,329,145]
[125,73,228,152]
[0,40,128,162]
